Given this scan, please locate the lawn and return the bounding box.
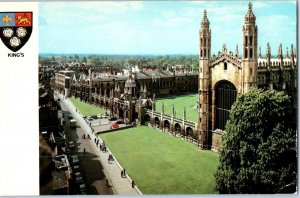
[156,94,199,123]
[99,126,219,194]
[69,97,106,116]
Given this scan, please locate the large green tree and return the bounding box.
[215,89,296,194]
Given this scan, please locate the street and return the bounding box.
[56,93,141,195]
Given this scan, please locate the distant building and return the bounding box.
[67,66,198,123]
[54,70,75,97]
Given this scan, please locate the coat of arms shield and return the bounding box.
[0,12,32,52]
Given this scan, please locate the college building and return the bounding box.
[52,3,297,150]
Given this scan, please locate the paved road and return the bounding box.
[57,93,141,195]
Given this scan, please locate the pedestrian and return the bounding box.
[132,180,135,188]
[89,122,91,126]
[83,148,86,155]
[121,170,123,177]
[123,169,126,176]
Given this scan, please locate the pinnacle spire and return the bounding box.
[244,2,256,23]
[235,44,239,57]
[201,9,210,27]
[278,43,282,59]
[266,42,271,59]
[248,2,253,12]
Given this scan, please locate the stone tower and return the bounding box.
[242,3,258,93]
[124,68,136,121]
[198,10,211,149]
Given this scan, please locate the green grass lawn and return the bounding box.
[100,126,219,194]
[156,94,199,123]
[69,97,106,116]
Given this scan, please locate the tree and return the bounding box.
[82,56,87,63]
[215,89,296,194]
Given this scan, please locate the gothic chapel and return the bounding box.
[198,3,297,150]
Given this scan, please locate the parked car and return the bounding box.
[72,165,80,172]
[75,177,84,185]
[77,183,86,194]
[68,141,75,149]
[70,119,77,128]
[74,171,81,178]
[70,155,79,165]
[112,122,119,129]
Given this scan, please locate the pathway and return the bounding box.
[57,93,141,195]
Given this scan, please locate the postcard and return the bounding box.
[0,1,297,196]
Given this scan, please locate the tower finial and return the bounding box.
[278,43,282,59]
[222,43,227,53]
[201,9,210,27]
[286,47,289,58]
[248,2,253,12]
[258,46,261,58]
[235,44,239,57]
[266,42,271,59]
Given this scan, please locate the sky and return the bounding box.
[39,1,297,55]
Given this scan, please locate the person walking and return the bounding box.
[123,169,126,177]
[83,148,86,155]
[121,170,123,177]
[132,180,135,188]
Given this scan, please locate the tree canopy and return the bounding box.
[215,89,297,194]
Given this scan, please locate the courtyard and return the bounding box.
[69,97,106,116]
[99,126,219,194]
[155,94,199,123]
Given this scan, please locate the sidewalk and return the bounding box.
[59,94,141,195]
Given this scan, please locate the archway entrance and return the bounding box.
[154,117,160,128]
[215,80,237,130]
[186,127,193,137]
[119,108,124,118]
[174,123,181,133]
[144,114,151,123]
[164,120,170,131]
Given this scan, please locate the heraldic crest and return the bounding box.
[0,12,32,52]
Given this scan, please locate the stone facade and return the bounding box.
[68,67,198,124]
[198,3,297,150]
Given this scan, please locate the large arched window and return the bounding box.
[215,80,237,130]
